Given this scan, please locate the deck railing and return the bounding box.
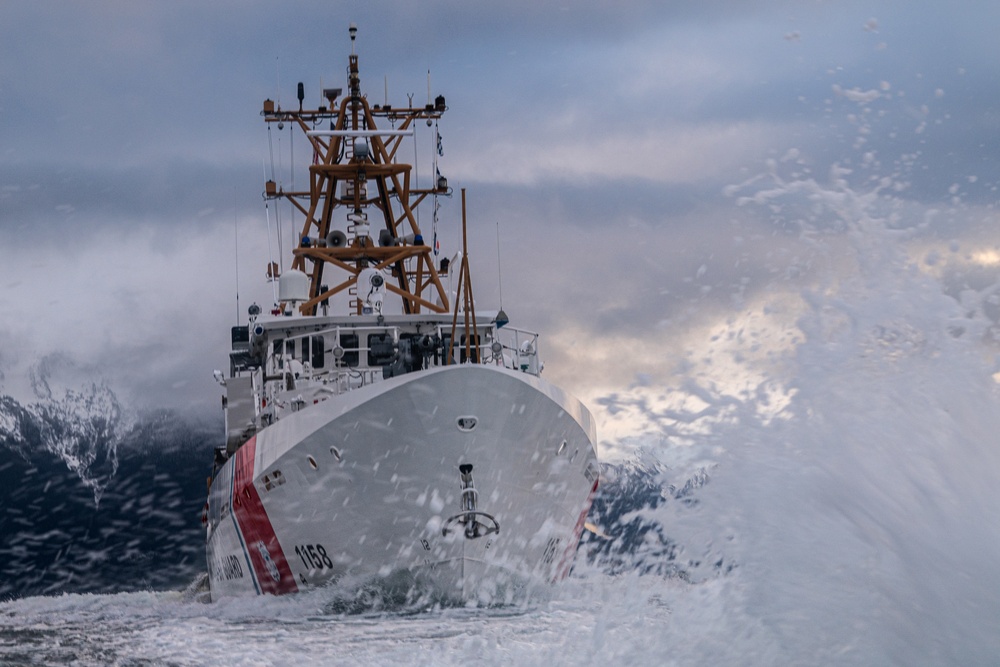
[254,322,541,421]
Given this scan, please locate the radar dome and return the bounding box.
[278,269,309,303]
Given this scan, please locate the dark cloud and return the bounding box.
[0,160,260,237]
[2,0,999,420]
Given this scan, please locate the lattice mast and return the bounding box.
[261,25,450,316]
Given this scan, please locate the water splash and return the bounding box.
[1,357,130,505]
[656,151,1000,662]
[2,148,999,662]
[579,459,717,581]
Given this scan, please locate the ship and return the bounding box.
[204,25,600,604]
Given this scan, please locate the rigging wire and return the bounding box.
[262,160,278,305]
[267,124,283,272]
[289,120,295,242]
[234,188,240,326]
[272,57,288,272]
[267,124,276,180]
[412,109,419,227]
[433,120,441,256]
[276,132,285,272]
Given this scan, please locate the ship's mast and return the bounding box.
[261,25,451,316]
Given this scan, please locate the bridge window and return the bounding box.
[307,335,325,369]
[338,333,360,367]
[460,334,481,363]
[367,333,396,366]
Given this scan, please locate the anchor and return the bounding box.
[442,464,500,539]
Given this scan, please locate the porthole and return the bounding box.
[330,446,343,462]
[557,440,568,455]
[307,455,318,470]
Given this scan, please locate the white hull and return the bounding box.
[206,364,599,603]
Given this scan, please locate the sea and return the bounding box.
[2,169,1000,665]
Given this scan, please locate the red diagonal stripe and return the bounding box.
[232,436,298,595]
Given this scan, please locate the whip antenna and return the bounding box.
[496,221,504,308]
[495,220,508,328]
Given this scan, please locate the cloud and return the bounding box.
[0,161,259,231]
[0,219,266,415]
[451,120,792,186]
[3,0,1000,431]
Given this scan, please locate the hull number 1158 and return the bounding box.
[294,543,334,570]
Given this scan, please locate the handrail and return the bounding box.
[262,322,542,375]
[255,320,544,421]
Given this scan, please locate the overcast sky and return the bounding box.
[3,1,1000,440]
